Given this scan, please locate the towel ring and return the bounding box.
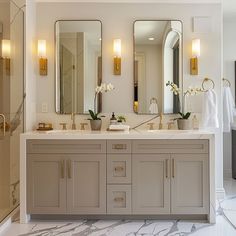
[150,97,158,104]
[222,78,231,87]
[202,78,215,91]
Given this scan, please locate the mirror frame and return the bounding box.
[133,19,183,115]
[54,19,103,114]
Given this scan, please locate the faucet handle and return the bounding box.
[80,123,88,130]
[147,123,154,130]
[60,123,67,130]
[167,119,175,130]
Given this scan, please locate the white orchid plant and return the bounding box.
[166,81,203,120]
[88,83,115,120]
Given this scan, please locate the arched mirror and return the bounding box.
[133,20,183,114]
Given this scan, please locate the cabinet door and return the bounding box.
[171,154,209,214]
[132,154,170,214]
[27,154,66,214]
[67,154,106,214]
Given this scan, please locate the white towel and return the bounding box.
[202,89,219,129]
[223,87,236,132]
[149,101,158,114]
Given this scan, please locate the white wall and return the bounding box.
[35,2,223,196]
[25,0,37,131]
[223,18,236,178]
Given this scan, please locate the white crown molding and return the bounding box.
[35,0,221,3]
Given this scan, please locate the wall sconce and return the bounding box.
[113,39,121,75]
[1,39,11,75]
[190,39,200,75]
[38,40,47,76]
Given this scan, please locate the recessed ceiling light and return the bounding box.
[148,37,155,41]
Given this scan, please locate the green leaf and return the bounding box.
[88,110,96,120]
[183,112,191,119]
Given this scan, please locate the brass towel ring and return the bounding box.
[222,78,231,87]
[202,78,215,91]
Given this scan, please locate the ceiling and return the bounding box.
[35,0,236,18]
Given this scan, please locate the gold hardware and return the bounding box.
[223,78,231,87]
[80,123,88,130]
[167,120,175,130]
[67,159,72,179]
[114,166,124,172]
[60,123,67,130]
[202,78,215,91]
[114,57,121,75]
[159,113,163,130]
[61,160,65,179]
[190,57,198,75]
[172,159,175,178]
[113,144,126,150]
[0,114,6,136]
[165,159,168,178]
[39,58,48,76]
[147,123,154,130]
[114,197,124,202]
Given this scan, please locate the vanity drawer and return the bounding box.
[132,140,209,154]
[107,140,131,154]
[27,140,106,154]
[107,154,131,184]
[107,185,131,214]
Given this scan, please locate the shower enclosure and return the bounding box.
[0,0,24,223]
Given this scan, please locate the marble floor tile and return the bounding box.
[1,178,236,236]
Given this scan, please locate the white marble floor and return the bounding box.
[1,178,236,236]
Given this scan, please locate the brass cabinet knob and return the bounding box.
[114,166,124,172]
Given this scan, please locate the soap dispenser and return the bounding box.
[110,112,117,125]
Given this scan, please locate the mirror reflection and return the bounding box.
[134,20,183,114]
[55,20,102,114]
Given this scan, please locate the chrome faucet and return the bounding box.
[71,112,76,130]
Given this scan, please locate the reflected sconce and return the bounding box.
[190,39,200,75]
[113,39,121,75]
[1,40,11,75]
[38,40,47,76]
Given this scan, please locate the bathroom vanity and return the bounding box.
[20,130,216,223]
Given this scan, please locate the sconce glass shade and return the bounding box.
[113,39,121,58]
[192,39,200,57]
[2,40,11,58]
[38,40,46,58]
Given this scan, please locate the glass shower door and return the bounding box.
[0,0,24,223]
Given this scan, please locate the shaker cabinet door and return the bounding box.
[27,154,67,214]
[171,154,209,214]
[67,154,106,214]
[132,154,171,214]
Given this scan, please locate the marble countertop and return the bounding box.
[21,129,215,140]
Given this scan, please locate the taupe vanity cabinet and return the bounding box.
[132,140,209,215]
[26,139,209,217]
[27,140,106,214]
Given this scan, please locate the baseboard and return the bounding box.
[0,206,19,235]
[224,169,232,179]
[216,188,226,199]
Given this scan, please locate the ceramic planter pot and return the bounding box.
[177,119,192,130]
[90,120,102,131]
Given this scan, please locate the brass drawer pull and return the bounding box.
[172,159,175,178]
[67,159,72,179]
[165,159,168,178]
[114,197,124,202]
[61,160,65,179]
[112,144,127,150]
[114,166,124,172]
